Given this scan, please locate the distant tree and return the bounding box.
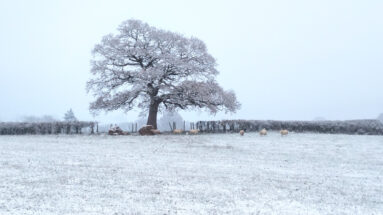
[158,111,184,131]
[313,117,326,121]
[64,109,77,122]
[87,19,240,129]
[22,116,42,122]
[41,115,57,122]
[22,115,57,122]
[135,117,148,129]
[378,113,383,123]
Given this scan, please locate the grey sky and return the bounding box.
[0,0,382,123]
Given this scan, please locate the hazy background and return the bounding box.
[0,0,382,123]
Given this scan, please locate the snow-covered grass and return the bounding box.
[0,133,382,214]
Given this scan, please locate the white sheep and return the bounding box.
[189,129,199,135]
[280,129,289,136]
[239,130,245,136]
[259,128,267,136]
[173,129,183,134]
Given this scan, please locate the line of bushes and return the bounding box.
[0,121,97,135]
[196,119,383,135]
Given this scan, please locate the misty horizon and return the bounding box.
[1,0,382,124]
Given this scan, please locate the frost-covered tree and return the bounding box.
[64,109,77,122]
[87,19,240,129]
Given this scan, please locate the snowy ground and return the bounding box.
[0,133,382,214]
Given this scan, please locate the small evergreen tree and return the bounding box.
[64,109,77,122]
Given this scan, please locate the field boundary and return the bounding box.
[195,119,383,135]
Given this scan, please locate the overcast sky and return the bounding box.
[0,0,382,123]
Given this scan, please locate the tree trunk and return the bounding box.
[147,101,159,129]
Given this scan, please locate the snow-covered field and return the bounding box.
[0,133,382,214]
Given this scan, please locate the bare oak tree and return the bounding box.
[87,19,240,129]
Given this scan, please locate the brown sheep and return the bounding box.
[138,125,161,135]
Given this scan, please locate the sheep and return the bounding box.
[173,129,183,134]
[189,129,199,135]
[108,124,127,135]
[151,129,161,135]
[259,128,267,136]
[280,129,289,136]
[239,130,245,136]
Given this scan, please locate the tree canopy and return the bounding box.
[87,19,240,128]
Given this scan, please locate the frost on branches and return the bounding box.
[87,19,240,129]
